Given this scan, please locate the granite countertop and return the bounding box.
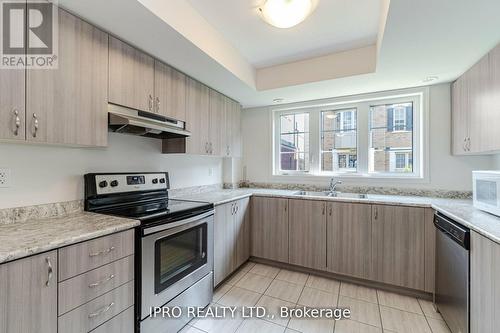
[173,188,500,245]
[0,212,139,264]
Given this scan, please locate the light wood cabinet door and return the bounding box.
[371,205,425,290]
[154,61,187,121]
[468,55,491,153]
[231,100,242,158]
[250,197,289,263]
[452,76,470,155]
[209,89,224,156]
[109,36,154,113]
[214,202,235,286]
[185,77,210,155]
[27,8,108,146]
[327,202,372,279]
[289,199,327,270]
[470,231,500,333]
[485,45,500,152]
[0,251,58,333]
[235,197,250,267]
[424,208,436,293]
[0,68,25,141]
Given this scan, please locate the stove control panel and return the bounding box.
[94,173,168,195]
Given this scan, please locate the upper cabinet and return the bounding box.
[223,96,242,158]
[452,43,500,155]
[0,68,25,141]
[185,77,210,155]
[0,6,108,147]
[108,37,155,113]
[27,9,108,146]
[154,61,187,121]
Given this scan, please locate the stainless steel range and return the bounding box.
[84,172,214,333]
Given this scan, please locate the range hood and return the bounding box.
[108,104,191,139]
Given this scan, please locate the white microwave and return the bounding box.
[473,171,500,217]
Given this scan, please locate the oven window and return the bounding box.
[154,223,207,294]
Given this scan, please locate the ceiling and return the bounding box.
[58,0,500,108]
[186,0,380,68]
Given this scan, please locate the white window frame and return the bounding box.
[271,87,428,182]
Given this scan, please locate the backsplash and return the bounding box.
[169,183,223,197]
[239,182,472,199]
[0,200,83,225]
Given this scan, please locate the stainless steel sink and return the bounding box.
[292,191,368,199]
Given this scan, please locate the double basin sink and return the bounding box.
[292,191,368,199]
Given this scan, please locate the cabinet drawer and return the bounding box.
[58,280,134,333]
[90,306,134,333]
[58,230,134,281]
[58,255,134,315]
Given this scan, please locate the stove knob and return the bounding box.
[98,180,108,188]
[152,178,158,184]
[110,180,119,187]
[159,178,166,184]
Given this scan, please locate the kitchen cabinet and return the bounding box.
[327,202,372,279]
[109,36,155,113]
[0,251,58,333]
[371,205,425,290]
[470,231,500,333]
[452,42,500,155]
[27,8,108,146]
[0,68,25,141]
[185,77,211,155]
[250,197,289,263]
[222,96,242,157]
[214,198,250,286]
[424,208,436,293]
[209,89,225,156]
[289,199,327,270]
[154,61,187,121]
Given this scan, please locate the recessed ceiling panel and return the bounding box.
[187,0,381,68]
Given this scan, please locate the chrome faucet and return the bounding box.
[329,178,342,195]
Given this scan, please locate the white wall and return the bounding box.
[0,133,222,209]
[242,83,493,191]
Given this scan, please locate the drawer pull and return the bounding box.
[88,302,115,319]
[89,246,115,258]
[88,274,115,288]
[13,109,20,136]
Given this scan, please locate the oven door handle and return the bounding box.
[143,210,213,236]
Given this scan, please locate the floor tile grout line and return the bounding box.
[376,288,385,332]
[417,298,435,333]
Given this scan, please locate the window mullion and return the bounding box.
[357,103,369,174]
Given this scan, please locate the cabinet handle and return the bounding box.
[467,137,471,151]
[88,302,115,319]
[205,142,209,154]
[13,109,20,136]
[226,145,230,156]
[45,257,53,287]
[209,142,213,155]
[89,246,115,257]
[32,113,39,138]
[148,95,153,111]
[284,203,287,212]
[329,206,332,216]
[374,207,378,220]
[231,203,234,215]
[322,204,325,215]
[235,204,239,214]
[463,137,467,152]
[155,97,160,112]
[88,274,115,288]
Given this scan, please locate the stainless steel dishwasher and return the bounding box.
[434,213,470,333]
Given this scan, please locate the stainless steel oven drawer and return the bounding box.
[59,229,135,281]
[58,255,134,315]
[58,280,134,333]
[140,272,213,333]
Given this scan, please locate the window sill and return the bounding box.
[271,172,428,184]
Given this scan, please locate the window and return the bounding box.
[278,113,310,172]
[273,90,424,179]
[369,102,413,174]
[321,109,357,172]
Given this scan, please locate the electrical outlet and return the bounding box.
[0,169,11,188]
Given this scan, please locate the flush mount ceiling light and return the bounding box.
[423,76,439,83]
[273,98,285,103]
[259,0,315,29]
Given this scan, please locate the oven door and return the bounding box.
[141,211,214,320]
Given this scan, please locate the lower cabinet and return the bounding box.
[327,202,372,279]
[371,205,425,290]
[214,198,250,286]
[470,231,500,333]
[250,197,289,263]
[0,251,58,333]
[289,199,327,270]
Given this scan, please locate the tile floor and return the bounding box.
[182,262,451,333]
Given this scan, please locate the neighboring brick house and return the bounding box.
[322,103,413,173]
